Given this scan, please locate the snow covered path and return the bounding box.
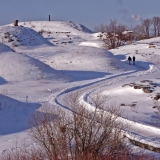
[52,64,160,149]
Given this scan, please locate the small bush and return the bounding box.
[28,94,129,160]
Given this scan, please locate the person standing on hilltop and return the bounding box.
[133,56,135,65]
[128,56,132,65]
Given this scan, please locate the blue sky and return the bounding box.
[0,0,160,30]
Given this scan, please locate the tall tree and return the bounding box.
[133,24,145,40]
[142,18,152,37]
[152,16,160,36]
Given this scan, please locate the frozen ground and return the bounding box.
[0,21,160,156]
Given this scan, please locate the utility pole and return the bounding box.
[49,15,50,21]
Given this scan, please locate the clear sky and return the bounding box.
[0,0,160,30]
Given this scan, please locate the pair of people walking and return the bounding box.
[128,56,135,65]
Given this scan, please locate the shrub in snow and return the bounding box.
[28,93,130,159]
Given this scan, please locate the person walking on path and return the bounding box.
[128,56,132,65]
[133,56,135,65]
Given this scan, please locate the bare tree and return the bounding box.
[28,94,130,160]
[107,20,127,46]
[96,20,127,49]
[102,32,119,49]
[95,16,160,43]
[133,24,145,40]
[106,19,118,33]
[94,24,106,32]
[142,18,152,37]
[152,16,160,36]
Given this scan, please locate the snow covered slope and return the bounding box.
[12,21,93,46]
[44,46,137,73]
[0,43,67,81]
[18,21,92,34]
[0,25,53,49]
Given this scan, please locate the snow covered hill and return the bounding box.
[0,21,132,82]
[14,21,93,46]
[18,21,92,34]
[0,43,68,81]
[44,46,137,74]
[0,25,53,50]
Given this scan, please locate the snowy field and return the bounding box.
[0,21,160,157]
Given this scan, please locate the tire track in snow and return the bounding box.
[50,64,160,150]
[49,70,137,108]
[51,65,157,111]
[81,64,158,102]
[80,65,160,150]
[80,92,160,150]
